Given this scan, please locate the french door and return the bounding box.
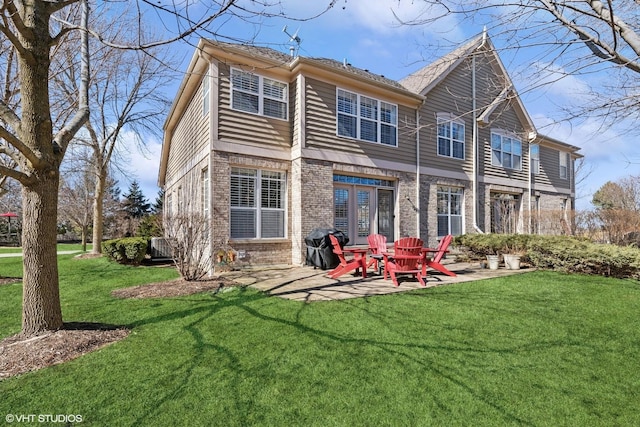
[334,185,394,245]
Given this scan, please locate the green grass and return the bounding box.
[1,256,639,426]
[0,243,92,254]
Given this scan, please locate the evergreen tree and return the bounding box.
[122,180,151,219]
[152,188,164,214]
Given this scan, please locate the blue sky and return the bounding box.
[125,1,639,211]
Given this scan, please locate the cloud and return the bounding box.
[277,0,464,39]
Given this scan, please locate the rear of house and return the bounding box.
[158,34,582,268]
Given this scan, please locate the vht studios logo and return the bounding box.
[6,414,83,423]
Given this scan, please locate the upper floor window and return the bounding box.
[336,88,397,146]
[230,69,288,120]
[437,114,465,159]
[559,152,569,179]
[530,144,539,175]
[491,131,522,170]
[230,168,286,239]
[202,75,210,116]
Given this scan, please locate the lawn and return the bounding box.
[1,255,639,426]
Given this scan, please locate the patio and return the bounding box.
[223,259,531,302]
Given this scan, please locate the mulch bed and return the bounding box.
[0,324,129,380]
[1,276,240,380]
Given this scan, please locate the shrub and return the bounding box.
[102,237,148,265]
[455,233,640,279]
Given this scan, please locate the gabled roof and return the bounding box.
[399,35,484,95]
[399,32,536,134]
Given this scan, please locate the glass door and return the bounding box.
[377,189,394,242]
[355,188,374,245]
[334,184,394,245]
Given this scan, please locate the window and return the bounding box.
[230,168,286,239]
[201,168,209,216]
[530,144,539,175]
[336,88,397,146]
[437,186,463,236]
[202,75,210,116]
[230,69,287,120]
[491,132,522,170]
[437,116,465,159]
[165,192,172,217]
[559,152,569,179]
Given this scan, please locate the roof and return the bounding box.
[399,35,484,94]
[305,57,408,91]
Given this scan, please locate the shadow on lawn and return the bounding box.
[125,287,541,425]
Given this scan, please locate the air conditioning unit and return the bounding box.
[150,237,174,259]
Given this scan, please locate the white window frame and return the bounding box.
[230,68,288,120]
[559,152,569,179]
[230,167,286,239]
[491,130,522,171]
[201,167,209,216]
[437,113,465,160]
[202,75,210,116]
[437,186,464,236]
[336,88,398,147]
[530,144,540,175]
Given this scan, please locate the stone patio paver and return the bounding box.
[222,261,531,302]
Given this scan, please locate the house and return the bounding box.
[158,32,582,266]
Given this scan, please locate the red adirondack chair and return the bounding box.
[383,237,426,287]
[328,234,368,279]
[366,233,387,274]
[422,234,456,277]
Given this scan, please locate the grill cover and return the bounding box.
[304,228,349,270]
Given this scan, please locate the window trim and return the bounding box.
[336,88,398,147]
[230,68,288,121]
[530,144,540,175]
[202,74,210,116]
[436,113,465,160]
[201,167,209,216]
[559,151,569,180]
[491,130,522,171]
[230,167,287,240]
[437,186,464,237]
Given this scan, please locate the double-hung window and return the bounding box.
[437,186,463,236]
[337,88,397,146]
[491,131,522,170]
[559,152,569,179]
[530,144,540,175]
[231,69,288,120]
[437,115,465,159]
[230,168,286,239]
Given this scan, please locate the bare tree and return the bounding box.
[401,1,640,130]
[163,211,212,281]
[52,12,175,255]
[0,0,338,337]
[592,176,640,244]
[58,157,94,251]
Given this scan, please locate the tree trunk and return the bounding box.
[81,225,87,252]
[21,176,63,336]
[91,168,106,254]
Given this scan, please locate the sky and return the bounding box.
[123,1,640,211]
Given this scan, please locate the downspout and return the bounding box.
[416,107,421,236]
[472,29,487,233]
[527,134,536,234]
